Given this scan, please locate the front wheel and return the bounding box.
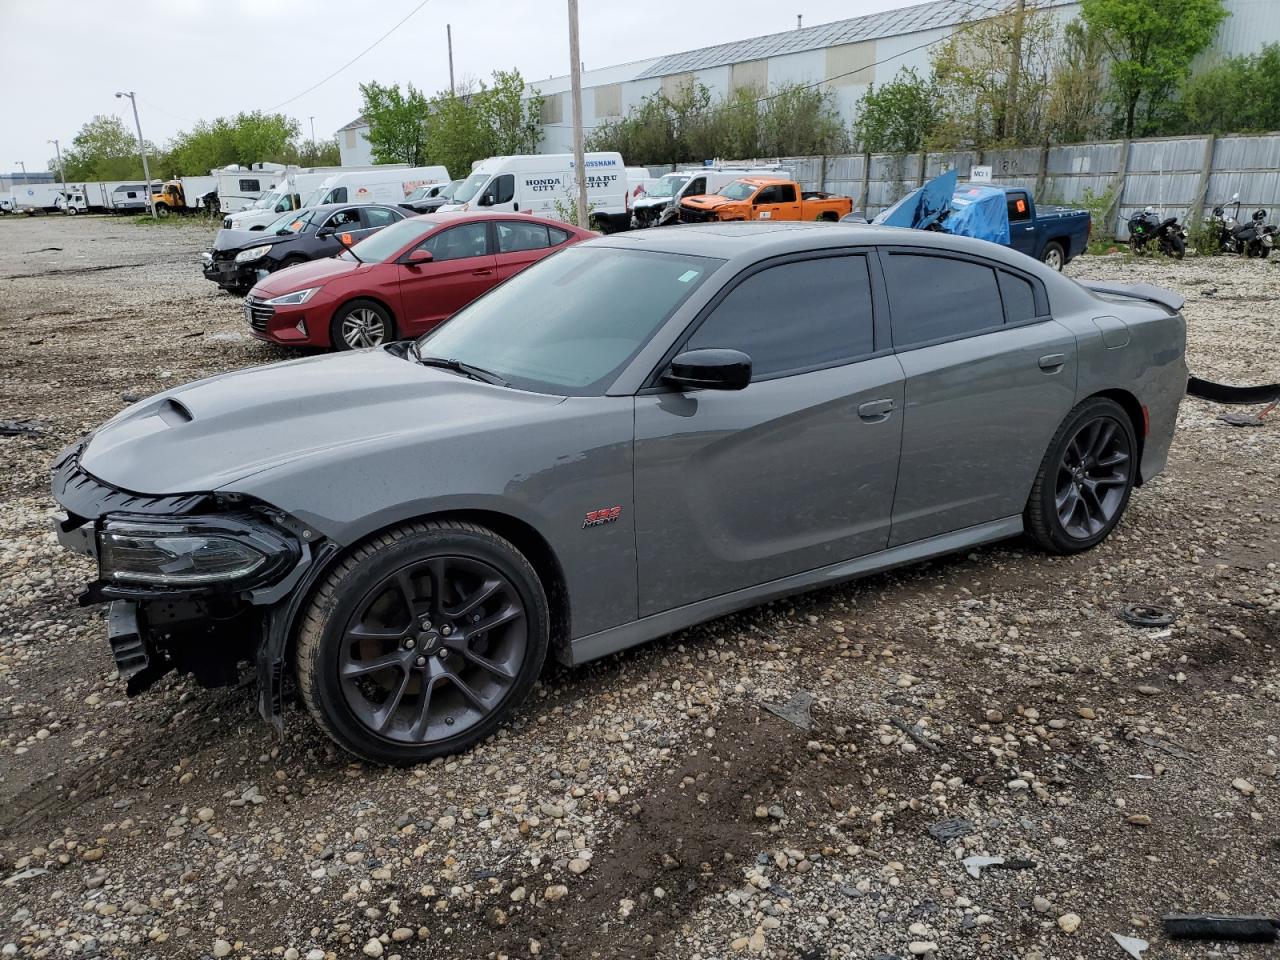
[1166,234,1185,259]
[295,521,550,765]
[1041,241,1065,271]
[66,206,79,216]
[1024,397,1137,554]
[154,204,169,218]
[331,298,395,351]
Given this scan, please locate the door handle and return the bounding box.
[472,269,493,276]
[857,398,895,422]
[513,202,520,212]
[1038,353,1066,371]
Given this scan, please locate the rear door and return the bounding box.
[361,205,405,238]
[493,219,555,281]
[633,251,904,615]
[396,221,497,334]
[1006,191,1036,257]
[880,247,1076,545]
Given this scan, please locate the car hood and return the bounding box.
[78,347,564,495]
[251,256,367,296]
[214,228,299,253]
[682,194,738,210]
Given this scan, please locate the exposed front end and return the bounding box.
[50,442,316,711]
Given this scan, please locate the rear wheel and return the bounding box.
[331,298,395,351]
[295,521,550,765]
[1024,397,1137,554]
[1168,234,1185,259]
[1040,241,1065,271]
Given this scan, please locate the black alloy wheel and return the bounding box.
[296,521,549,764]
[1025,397,1137,554]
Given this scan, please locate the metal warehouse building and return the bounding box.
[336,0,1279,166]
[527,0,1277,154]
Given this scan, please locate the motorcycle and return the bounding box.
[1127,207,1186,258]
[1206,194,1273,258]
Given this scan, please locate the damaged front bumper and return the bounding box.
[51,442,330,732]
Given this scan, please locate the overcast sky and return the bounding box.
[3,0,937,173]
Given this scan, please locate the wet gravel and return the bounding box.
[0,215,1277,960]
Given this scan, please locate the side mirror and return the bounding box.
[478,193,494,207]
[404,248,434,265]
[316,229,332,239]
[664,348,752,391]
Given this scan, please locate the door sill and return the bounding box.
[565,515,1024,665]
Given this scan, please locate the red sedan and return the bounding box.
[244,212,594,350]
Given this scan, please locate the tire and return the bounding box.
[295,520,550,765]
[1247,241,1269,259]
[330,298,396,351]
[67,206,79,216]
[1024,397,1138,555]
[1168,234,1185,259]
[154,204,169,218]
[278,255,308,270]
[1041,241,1066,271]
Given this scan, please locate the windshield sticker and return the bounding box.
[677,270,699,283]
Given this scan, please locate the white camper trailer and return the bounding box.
[299,166,450,208]
[216,164,288,214]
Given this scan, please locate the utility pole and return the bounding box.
[797,14,802,30]
[1004,0,1026,142]
[309,115,317,145]
[48,139,66,196]
[115,91,155,217]
[567,0,588,229]
[14,161,27,183]
[447,24,455,95]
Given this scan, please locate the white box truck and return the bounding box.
[216,164,289,214]
[11,183,66,214]
[300,165,450,208]
[439,153,628,231]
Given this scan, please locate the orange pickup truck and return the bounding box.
[677,176,853,224]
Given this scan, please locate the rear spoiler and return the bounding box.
[1079,281,1185,313]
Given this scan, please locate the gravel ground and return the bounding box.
[0,215,1277,960]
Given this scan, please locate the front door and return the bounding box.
[752,182,801,220]
[879,248,1077,545]
[316,207,368,256]
[396,221,496,335]
[1006,191,1036,257]
[633,252,904,616]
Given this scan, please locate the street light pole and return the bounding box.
[309,115,317,146]
[48,139,66,196]
[566,0,588,230]
[115,91,155,217]
[14,161,27,184]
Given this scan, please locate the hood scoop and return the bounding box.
[158,399,193,426]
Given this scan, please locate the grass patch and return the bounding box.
[130,213,219,227]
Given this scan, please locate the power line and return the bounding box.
[267,0,432,111]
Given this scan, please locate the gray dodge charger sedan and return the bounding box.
[51,223,1187,764]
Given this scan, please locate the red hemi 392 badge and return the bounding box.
[582,506,621,528]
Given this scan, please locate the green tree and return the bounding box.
[165,112,300,175]
[758,84,848,156]
[1081,0,1228,137]
[60,115,155,181]
[852,68,940,153]
[930,7,1057,148]
[423,88,488,177]
[1177,44,1280,133]
[477,69,543,156]
[359,80,431,165]
[1045,19,1109,144]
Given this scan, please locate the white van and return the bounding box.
[439,153,628,231]
[631,166,791,227]
[223,173,334,231]
[301,166,450,208]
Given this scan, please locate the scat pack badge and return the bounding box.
[582,506,621,528]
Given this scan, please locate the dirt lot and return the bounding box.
[0,214,1277,960]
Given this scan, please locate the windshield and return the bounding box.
[301,186,329,208]
[717,180,757,201]
[441,179,462,199]
[415,246,722,395]
[407,186,432,201]
[251,189,282,210]
[348,217,438,263]
[648,175,690,199]
[265,209,316,235]
[451,172,490,204]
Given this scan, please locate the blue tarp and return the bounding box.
[873,172,1012,247]
[946,183,1011,246]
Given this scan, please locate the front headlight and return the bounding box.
[97,515,298,589]
[234,244,273,264]
[265,287,319,306]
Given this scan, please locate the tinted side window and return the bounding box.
[1007,192,1030,222]
[998,270,1038,323]
[419,222,489,262]
[239,179,260,192]
[364,206,402,227]
[491,174,515,204]
[548,226,572,245]
[883,253,1003,346]
[497,220,550,253]
[326,208,362,229]
[329,187,348,203]
[755,185,779,204]
[688,256,875,379]
[777,183,797,203]
[685,176,706,195]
